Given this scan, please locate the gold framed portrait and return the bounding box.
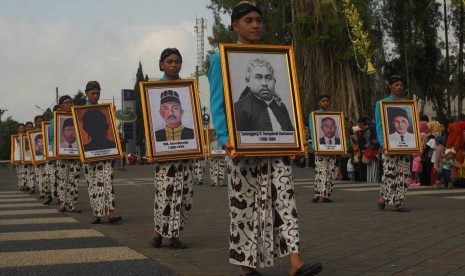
[72,103,122,163]
[380,100,422,154]
[219,43,306,156]
[54,112,80,160]
[42,121,55,160]
[139,79,205,161]
[21,134,32,164]
[10,135,22,164]
[312,112,347,155]
[27,129,46,164]
[206,128,226,157]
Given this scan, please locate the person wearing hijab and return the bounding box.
[375,75,410,212]
[446,122,464,164]
[149,48,193,250]
[209,2,322,275]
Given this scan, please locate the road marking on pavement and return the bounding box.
[0,198,37,203]
[0,229,105,241]
[0,246,147,267]
[0,194,31,198]
[0,209,58,216]
[0,203,44,208]
[407,189,465,195]
[0,217,77,226]
[445,196,465,199]
[0,191,25,194]
[340,187,379,192]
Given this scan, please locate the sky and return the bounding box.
[0,0,222,123]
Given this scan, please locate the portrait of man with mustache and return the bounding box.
[234,58,294,132]
[155,90,194,141]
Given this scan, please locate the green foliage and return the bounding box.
[0,117,19,160]
[73,90,87,106]
[42,108,53,121]
[134,62,146,155]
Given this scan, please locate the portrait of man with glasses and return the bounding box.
[319,117,340,145]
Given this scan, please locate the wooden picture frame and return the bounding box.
[206,128,226,157]
[27,129,46,164]
[139,79,205,161]
[312,112,347,155]
[54,112,80,159]
[21,134,32,164]
[72,103,122,163]
[219,43,306,156]
[10,135,22,164]
[42,121,56,160]
[380,100,422,154]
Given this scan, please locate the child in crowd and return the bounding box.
[347,157,355,181]
[436,148,460,188]
[411,153,422,187]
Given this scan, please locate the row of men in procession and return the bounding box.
[9,1,419,275]
[13,83,123,225]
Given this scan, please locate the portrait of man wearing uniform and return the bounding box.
[234,58,294,132]
[155,90,194,142]
[387,107,416,148]
[319,117,341,145]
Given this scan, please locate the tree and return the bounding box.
[134,62,146,155]
[42,108,53,121]
[0,117,19,160]
[73,90,87,106]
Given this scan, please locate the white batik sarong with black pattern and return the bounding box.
[56,159,81,210]
[153,160,194,238]
[314,155,336,199]
[209,156,226,186]
[34,164,46,196]
[193,159,204,185]
[380,154,410,205]
[25,164,36,191]
[227,156,300,268]
[44,160,57,197]
[83,160,115,217]
[16,165,23,190]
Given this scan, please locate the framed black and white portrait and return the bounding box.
[21,134,32,164]
[10,135,22,164]
[219,43,306,156]
[72,104,122,163]
[28,129,46,164]
[380,100,422,154]
[139,79,205,161]
[312,112,347,155]
[54,112,80,159]
[42,122,55,160]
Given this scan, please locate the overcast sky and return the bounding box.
[0,0,221,123]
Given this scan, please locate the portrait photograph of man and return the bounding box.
[12,135,22,162]
[33,133,44,160]
[313,113,344,153]
[154,89,194,142]
[386,106,417,149]
[208,129,226,156]
[43,123,54,158]
[58,116,78,154]
[22,136,32,162]
[73,104,121,161]
[147,85,199,154]
[225,51,300,148]
[233,58,294,132]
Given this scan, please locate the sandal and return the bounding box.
[70,209,82,213]
[239,271,262,276]
[91,217,101,224]
[109,216,122,224]
[58,207,66,212]
[150,236,162,248]
[294,263,323,276]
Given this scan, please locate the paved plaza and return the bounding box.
[1,164,465,275]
